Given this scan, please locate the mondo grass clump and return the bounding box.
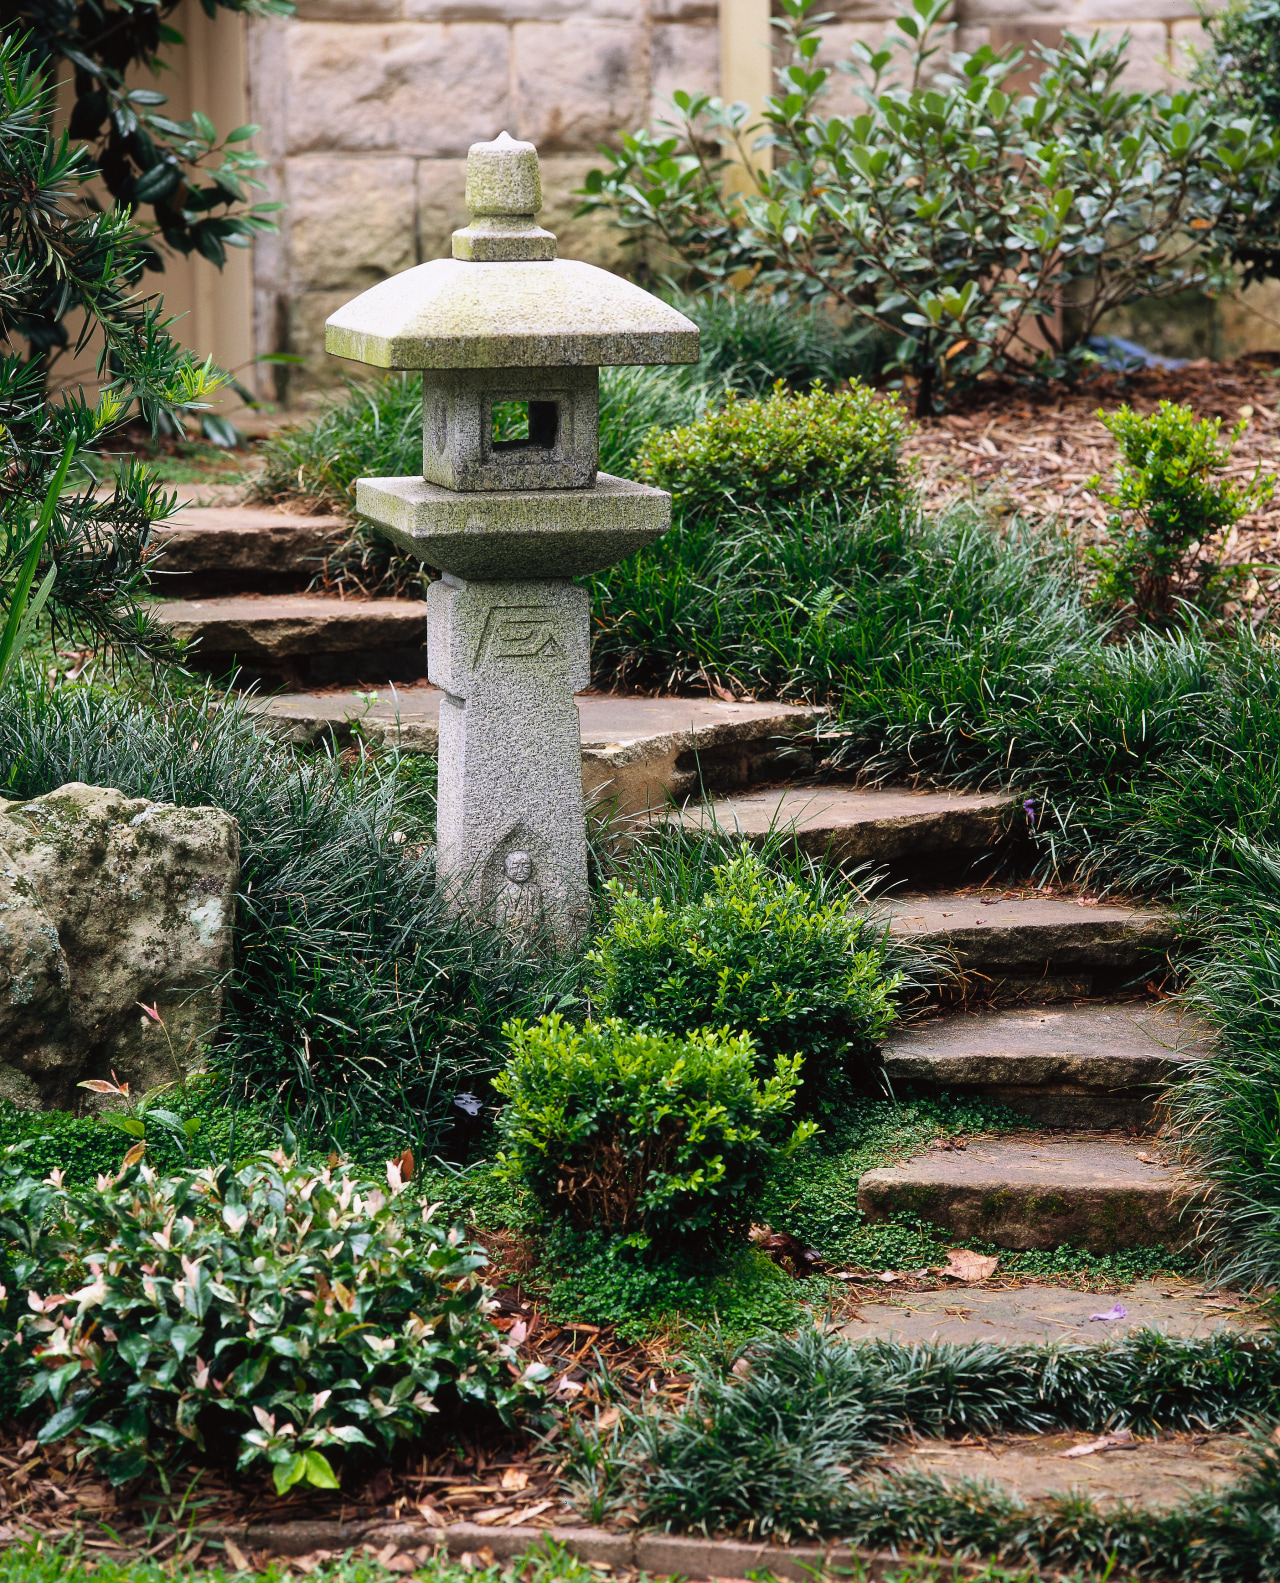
[579,1326,1280,1554]
[0,673,544,1157]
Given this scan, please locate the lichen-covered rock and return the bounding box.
[0,784,239,1108]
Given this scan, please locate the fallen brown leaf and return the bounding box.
[505,1499,554,1525]
[942,1249,999,1283]
[222,1538,251,1573]
[878,1271,900,1284]
[1061,1427,1138,1459]
[500,1468,529,1491]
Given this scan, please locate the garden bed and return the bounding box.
[906,354,1280,611]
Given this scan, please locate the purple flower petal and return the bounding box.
[1089,1303,1128,1322]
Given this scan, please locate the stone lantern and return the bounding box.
[325,133,698,949]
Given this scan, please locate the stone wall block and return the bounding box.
[292,0,399,20]
[650,21,719,122]
[291,287,370,385]
[288,155,417,290]
[416,157,471,263]
[514,23,648,151]
[1168,15,1208,82]
[405,0,640,19]
[958,0,1192,23]
[0,784,239,1109]
[813,23,893,117]
[285,22,511,155]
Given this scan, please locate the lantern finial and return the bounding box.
[452,131,556,263]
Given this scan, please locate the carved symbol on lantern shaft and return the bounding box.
[473,604,563,667]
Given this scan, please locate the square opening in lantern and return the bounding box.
[492,399,559,452]
[420,366,599,492]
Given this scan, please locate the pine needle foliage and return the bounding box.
[0,33,225,663]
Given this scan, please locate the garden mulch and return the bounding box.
[906,353,1280,615]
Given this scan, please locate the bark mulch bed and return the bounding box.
[906,352,1280,616]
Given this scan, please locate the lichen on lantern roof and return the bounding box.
[324,258,700,371]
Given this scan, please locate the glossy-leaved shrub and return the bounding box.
[495,1015,814,1252]
[637,383,908,516]
[3,1148,544,1489]
[1087,400,1274,622]
[588,850,901,1108]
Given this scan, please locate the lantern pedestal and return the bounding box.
[428,575,590,950]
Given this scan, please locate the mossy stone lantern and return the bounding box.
[326,133,699,948]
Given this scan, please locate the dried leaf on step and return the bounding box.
[878,1271,899,1284]
[1061,1427,1137,1459]
[942,1249,999,1283]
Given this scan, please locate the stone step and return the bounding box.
[148,505,347,596]
[857,1132,1197,1253]
[883,1001,1211,1127]
[152,594,430,689]
[256,687,824,815]
[884,891,1181,1001]
[670,785,1019,877]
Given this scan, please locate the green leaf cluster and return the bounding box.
[495,1014,815,1253]
[587,850,902,1111]
[582,0,1280,409]
[3,1147,543,1489]
[1087,399,1275,621]
[637,382,908,516]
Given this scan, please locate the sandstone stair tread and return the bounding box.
[885,1002,1211,1087]
[857,1134,1194,1252]
[153,594,430,654]
[151,505,346,570]
[884,891,1179,968]
[832,1279,1263,1346]
[256,686,819,745]
[669,785,1018,863]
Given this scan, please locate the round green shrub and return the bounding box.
[494,1014,814,1253]
[637,382,910,515]
[587,851,902,1110]
[4,1148,543,1489]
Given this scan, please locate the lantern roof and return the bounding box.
[324,132,699,371]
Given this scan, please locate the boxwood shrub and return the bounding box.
[495,1014,814,1253]
[637,382,909,515]
[4,1148,545,1489]
[587,851,901,1110]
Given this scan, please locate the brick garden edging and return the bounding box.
[141,1519,979,1580]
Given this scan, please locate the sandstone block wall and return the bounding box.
[247,0,1214,396]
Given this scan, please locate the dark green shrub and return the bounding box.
[584,0,1280,409]
[495,1014,814,1253]
[638,383,908,515]
[1087,400,1274,621]
[6,1147,542,1488]
[588,850,901,1108]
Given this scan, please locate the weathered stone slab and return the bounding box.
[357,470,669,579]
[149,506,346,594]
[429,576,590,946]
[884,1002,1210,1126]
[858,1135,1198,1252]
[832,1279,1264,1348]
[671,785,1019,865]
[885,893,1180,972]
[0,784,238,1108]
[153,594,431,687]
[254,687,823,809]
